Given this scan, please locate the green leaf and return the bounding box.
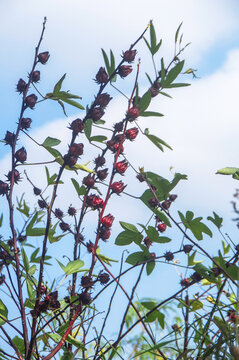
[146,226,172,244]
[26,279,35,299]
[119,221,139,233]
[178,211,213,241]
[56,259,84,275]
[140,189,171,226]
[207,212,223,229]
[146,261,155,275]
[138,91,151,112]
[194,263,218,283]
[126,251,150,266]
[143,37,152,53]
[175,22,183,43]
[157,311,165,329]
[133,339,176,358]
[160,58,165,81]
[0,300,8,325]
[71,179,86,196]
[115,230,143,246]
[60,97,84,110]
[216,167,239,176]
[21,248,29,273]
[140,111,163,117]
[163,82,190,88]
[144,131,172,152]
[110,49,116,77]
[226,264,239,280]
[42,137,61,147]
[145,72,153,85]
[164,61,185,85]
[190,299,203,311]
[89,135,107,143]
[84,118,93,139]
[0,214,2,227]
[188,251,203,266]
[101,49,110,75]
[12,336,25,355]
[150,22,157,52]
[53,73,66,94]
[97,252,118,265]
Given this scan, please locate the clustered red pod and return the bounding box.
[64,143,84,167]
[31,70,40,83]
[115,159,129,175]
[157,223,167,232]
[90,107,105,122]
[95,67,108,84]
[107,134,124,154]
[83,174,95,188]
[69,118,84,134]
[126,105,140,121]
[38,51,50,64]
[118,65,133,78]
[99,214,115,241]
[122,49,137,63]
[0,181,9,196]
[4,131,17,147]
[125,127,139,141]
[86,194,104,210]
[95,93,112,107]
[20,118,32,130]
[59,222,70,232]
[68,206,77,216]
[16,79,27,94]
[164,251,174,262]
[7,170,21,184]
[111,180,127,195]
[98,272,110,285]
[97,168,108,181]
[15,147,27,163]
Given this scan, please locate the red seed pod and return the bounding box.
[59,222,70,232]
[15,147,27,163]
[126,106,140,121]
[81,276,94,289]
[69,118,84,134]
[108,142,124,154]
[38,199,47,209]
[4,131,17,146]
[101,214,114,228]
[111,181,126,195]
[118,65,133,78]
[7,170,21,184]
[16,78,27,93]
[33,187,41,196]
[25,94,38,109]
[20,117,32,130]
[31,70,40,83]
[183,244,193,254]
[68,207,77,216]
[38,51,50,64]
[95,93,112,107]
[98,272,110,285]
[125,127,139,141]
[99,226,111,241]
[94,155,106,167]
[69,143,84,157]
[95,67,108,84]
[143,236,152,248]
[78,291,91,305]
[115,160,129,175]
[122,49,137,63]
[0,181,9,196]
[83,174,95,188]
[86,194,104,209]
[150,252,156,260]
[164,251,174,262]
[63,155,78,167]
[55,208,63,218]
[91,107,105,122]
[97,168,108,181]
[157,223,167,232]
[114,121,124,133]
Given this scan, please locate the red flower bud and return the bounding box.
[31,70,40,83]
[126,127,139,141]
[148,198,159,208]
[7,170,21,184]
[25,94,37,109]
[114,121,124,132]
[15,147,27,163]
[111,181,126,195]
[98,272,110,284]
[0,181,9,196]
[136,173,146,182]
[68,207,77,216]
[157,223,167,232]
[143,236,152,248]
[59,222,70,232]
[81,276,94,289]
[101,214,114,228]
[94,155,106,167]
[169,194,178,202]
[162,200,171,210]
[95,93,112,107]
[97,168,108,181]
[164,251,174,261]
[91,107,105,122]
[38,51,50,64]
[78,291,91,305]
[83,174,95,188]
[115,160,129,175]
[20,118,32,130]
[69,143,84,157]
[122,49,137,63]
[69,118,84,134]
[38,199,47,209]
[86,194,104,209]
[118,65,133,78]
[4,131,17,146]
[126,106,140,121]
[180,278,190,287]
[183,244,193,254]
[95,67,108,84]
[16,78,27,93]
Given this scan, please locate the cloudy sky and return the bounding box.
[0,0,239,336]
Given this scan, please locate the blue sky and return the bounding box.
[1,0,239,351]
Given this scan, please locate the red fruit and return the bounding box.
[183,244,193,254]
[101,214,114,228]
[33,187,41,196]
[136,173,145,182]
[98,272,110,285]
[7,170,21,184]
[91,107,105,122]
[59,222,70,232]
[180,278,190,287]
[38,199,47,209]
[118,65,133,78]
[86,194,104,209]
[157,223,167,232]
[115,160,129,175]
[25,94,37,109]
[81,276,94,289]
[143,237,152,248]
[122,49,137,63]
[16,78,27,93]
[38,51,50,64]
[125,127,139,141]
[164,251,174,261]
[83,174,95,188]
[150,252,156,260]
[78,291,91,305]
[4,131,17,146]
[15,147,27,163]
[111,181,126,195]
[31,70,40,83]
[20,118,32,130]
[148,198,159,208]
[114,121,124,132]
[64,155,77,167]
[94,155,106,167]
[162,200,171,210]
[55,208,63,218]
[95,93,112,107]
[95,67,108,84]
[0,181,9,196]
[69,143,84,157]
[126,106,140,121]
[97,168,108,181]
[69,118,84,134]
[68,207,77,216]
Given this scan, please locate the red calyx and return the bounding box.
[111,181,127,195]
[115,160,129,175]
[101,214,114,228]
[122,49,137,63]
[38,51,50,64]
[126,106,140,121]
[157,223,167,232]
[118,65,133,78]
[95,67,108,84]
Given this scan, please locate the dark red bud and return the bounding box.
[99,225,111,241]
[7,170,21,184]
[68,207,77,216]
[101,214,114,228]
[91,107,105,122]
[16,78,27,93]
[15,147,27,163]
[143,237,152,248]
[169,194,178,202]
[98,272,110,285]
[125,127,139,140]
[69,143,84,157]
[114,121,124,133]
[55,208,64,218]
[97,168,108,181]
[111,181,126,195]
[38,199,47,209]
[64,154,78,167]
[162,200,171,210]
[122,49,137,63]
[191,272,203,283]
[86,241,94,253]
[20,118,32,130]
[149,81,161,97]
[183,244,193,254]
[164,251,174,261]
[78,291,91,305]
[157,223,167,232]
[0,181,9,196]
[95,93,112,107]
[180,278,190,287]
[83,174,95,188]
[31,70,40,83]
[118,65,133,78]
[81,276,94,289]
[4,131,17,146]
[150,252,156,260]
[33,187,41,196]
[86,194,104,209]
[115,160,129,175]
[38,51,50,64]
[126,106,140,121]
[25,94,37,109]
[59,222,70,232]
[95,67,108,84]
[136,173,146,182]
[94,155,106,167]
[69,118,84,134]
[148,198,159,208]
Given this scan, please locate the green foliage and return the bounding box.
[178,210,213,240]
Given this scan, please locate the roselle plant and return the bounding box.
[0,16,239,360]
